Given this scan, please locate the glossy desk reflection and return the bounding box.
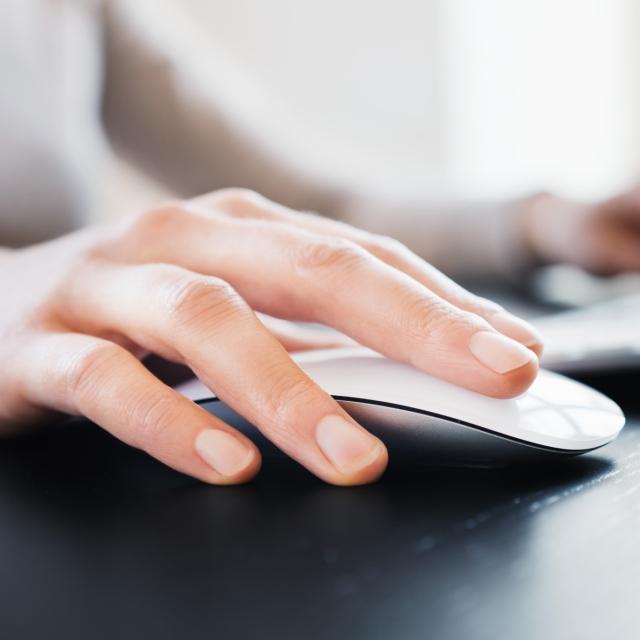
[0,377,638,640]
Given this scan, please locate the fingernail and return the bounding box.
[489,311,543,349]
[195,429,254,477]
[469,331,538,374]
[315,414,383,474]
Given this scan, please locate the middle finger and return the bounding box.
[108,206,538,398]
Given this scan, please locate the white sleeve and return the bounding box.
[102,2,531,279]
[337,191,536,278]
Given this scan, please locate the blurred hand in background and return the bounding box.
[524,186,640,276]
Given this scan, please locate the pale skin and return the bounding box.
[523,187,640,275]
[0,186,635,486]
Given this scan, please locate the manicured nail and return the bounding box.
[489,311,543,349]
[195,429,254,477]
[315,414,383,474]
[469,331,537,374]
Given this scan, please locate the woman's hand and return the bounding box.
[0,189,541,485]
[523,187,640,275]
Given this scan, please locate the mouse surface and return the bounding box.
[177,347,625,466]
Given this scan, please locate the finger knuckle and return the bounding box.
[127,391,178,449]
[402,296,476,344]
[262,367,319,429]
[125,203,191,239]
[163,274,244,330]
[293,238,366,274]
[212,188,264,214]
[365,234,410,262]
[65,341,125,400]
[469,295,503,315]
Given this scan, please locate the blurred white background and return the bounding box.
[102,0,640,217]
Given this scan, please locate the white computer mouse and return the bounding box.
[177,347,625,465]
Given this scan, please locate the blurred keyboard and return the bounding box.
[534,294,640,373]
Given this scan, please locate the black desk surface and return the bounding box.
[1,372,639,640]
